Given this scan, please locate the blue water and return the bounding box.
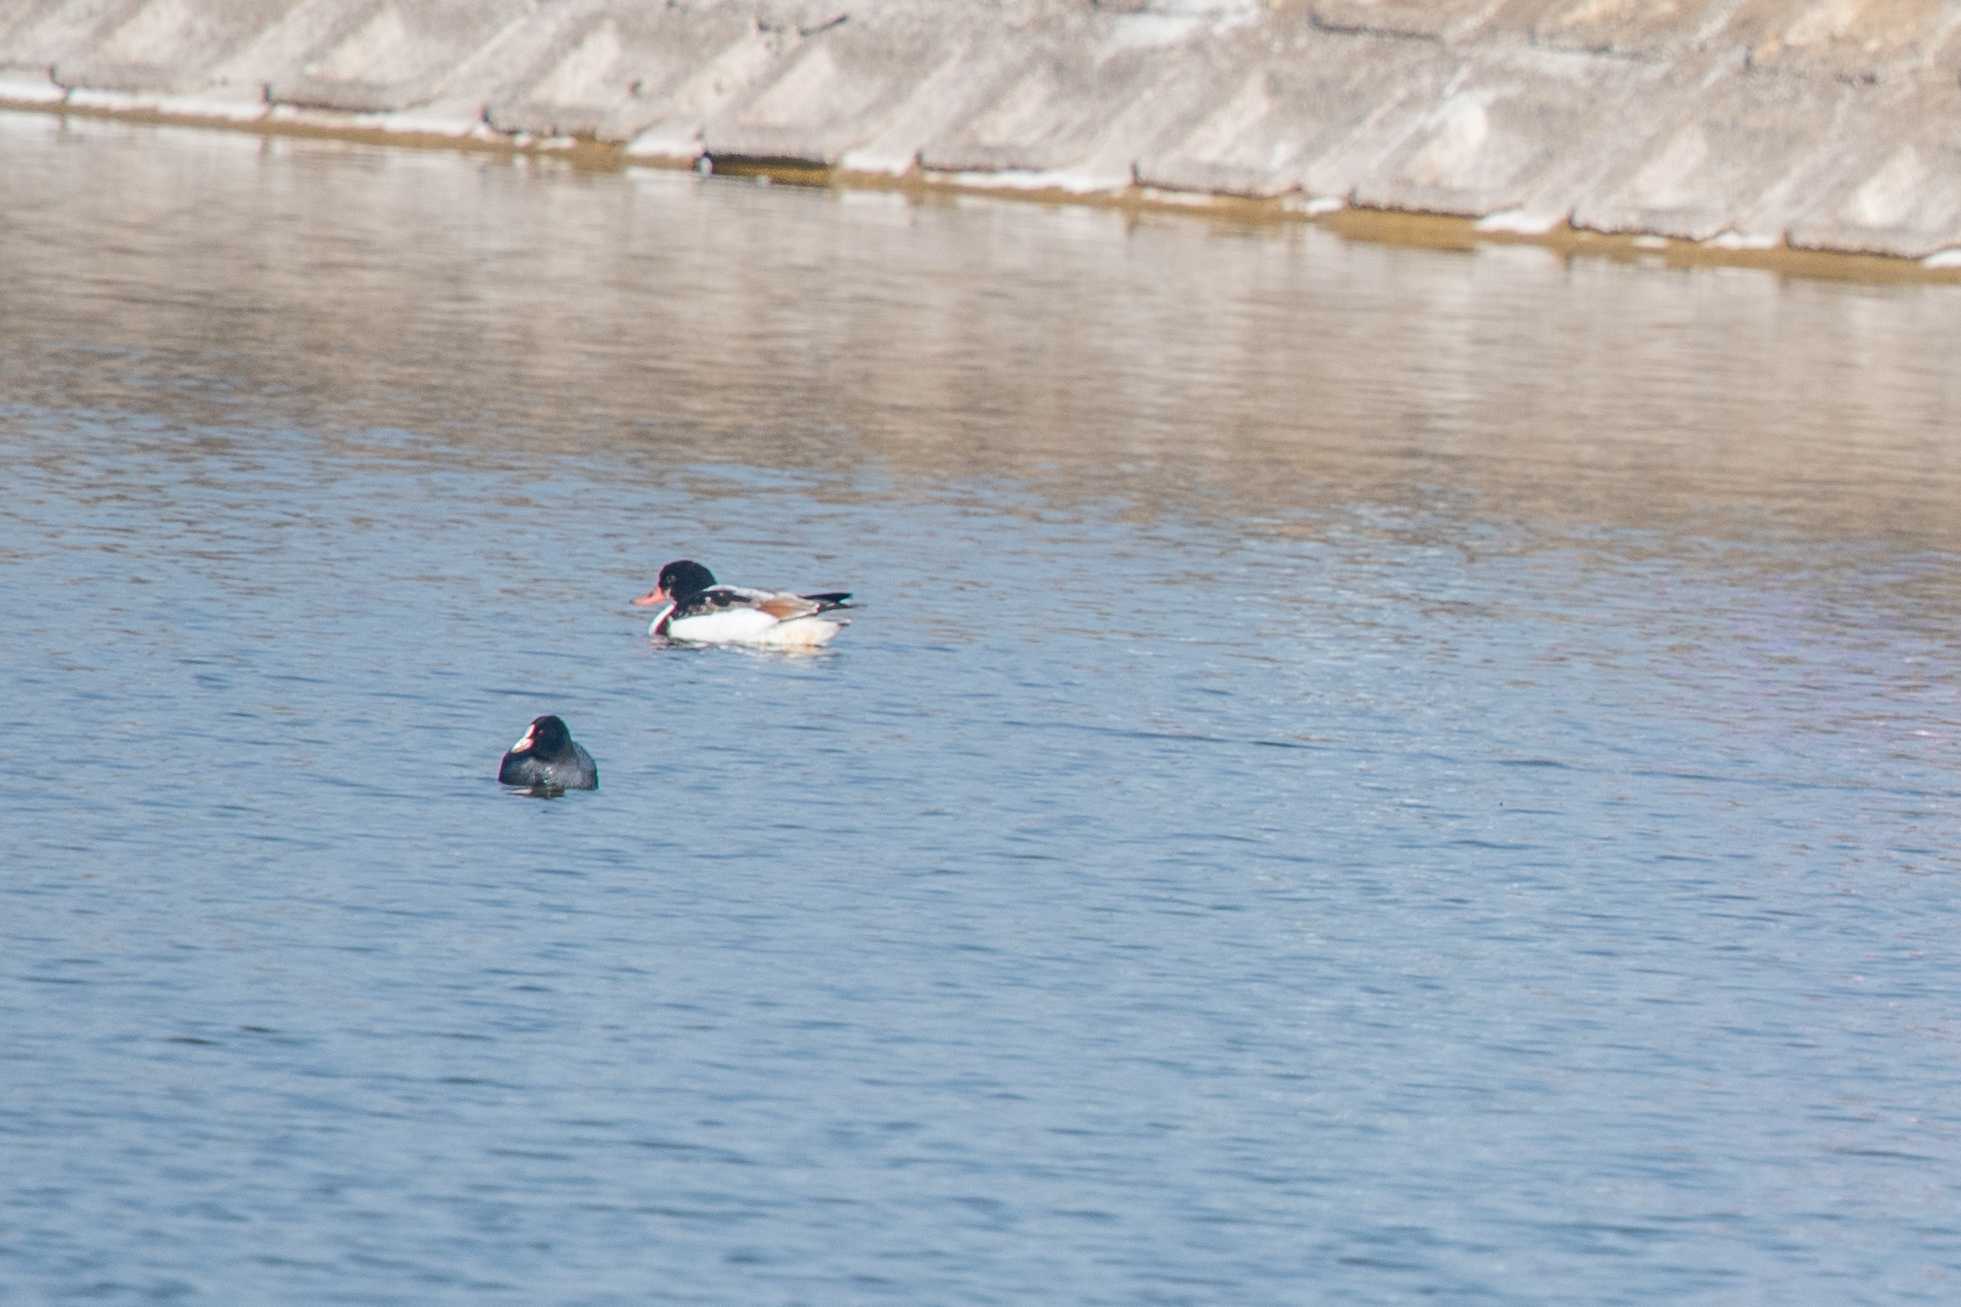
[2,114,1960,1304]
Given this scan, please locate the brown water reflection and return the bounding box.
[3,110,1959,557]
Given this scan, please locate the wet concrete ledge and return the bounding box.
[5,0,1961,274]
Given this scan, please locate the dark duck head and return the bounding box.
[631,559,717,610]
[498,714,598,790]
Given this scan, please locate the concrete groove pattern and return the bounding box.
[2,0,1956,264]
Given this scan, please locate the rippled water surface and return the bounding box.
[3,113,1960,1305]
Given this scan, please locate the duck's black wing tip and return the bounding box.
[802,590,854,610]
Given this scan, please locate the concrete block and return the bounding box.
[1289,35,1460,201]
[261,0,531,118]
[1128,29,1302,197]
[837,32,994,176]
[484,3,768,145]
[704,10,968,167]
[0,0,44,44]
[920,7,1248,192]
[484,6,644,141]
[48,0,289,95]
[1572,63,1864,242]
[620,17,813,163]
[1785,80,1961,257]
[915,19,1121,180]
[204,0,364,88]
[1137,27,1436,199]
[738,4,1241,177]
[1352,43,1677,222]
[0,0,121,62]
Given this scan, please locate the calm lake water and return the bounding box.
[2,111,1959,1305]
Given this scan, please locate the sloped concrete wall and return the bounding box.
[3,0,1960,264]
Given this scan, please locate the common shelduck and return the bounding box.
[632,559,853,648]
[498,715,598,790]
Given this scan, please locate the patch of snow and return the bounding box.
[1474,208,1565,235]
[1703,228,1780,251]
[0,74,64,105]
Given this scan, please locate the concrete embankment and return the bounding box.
[4,0,1961,269]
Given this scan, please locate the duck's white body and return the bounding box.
[643,591,849,648]
[633,562,854,648]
